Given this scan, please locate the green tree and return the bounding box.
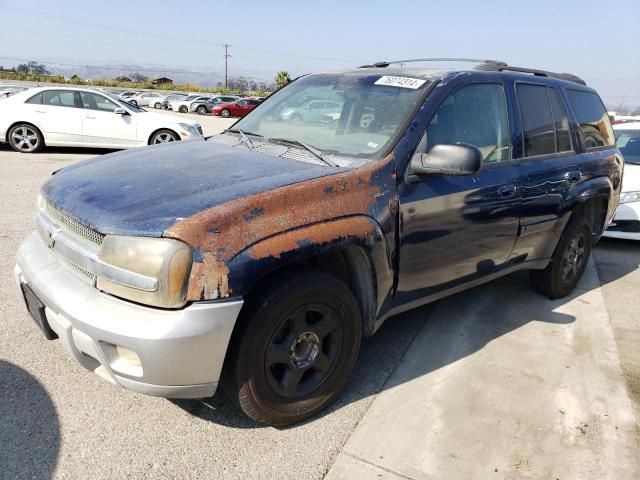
[130,72,148,83]
[16,61,50,75]
[274,71,291,90]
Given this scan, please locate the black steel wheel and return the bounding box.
[222,270,361,426]
[530,216,592,299]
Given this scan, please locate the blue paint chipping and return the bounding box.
[243,207,265,222]
[193,248,204,263]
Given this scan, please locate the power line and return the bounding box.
[1,6,359,64]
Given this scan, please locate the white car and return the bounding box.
[603,122,640,240]
[171,94,212,113]
[0,85,30,99]
[126,91,167,108]
[0,87,203,152]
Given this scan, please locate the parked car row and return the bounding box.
[0,86,203,151]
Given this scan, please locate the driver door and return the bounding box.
[397,82,521,302]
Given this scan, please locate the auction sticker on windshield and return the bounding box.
[374,76,427,89]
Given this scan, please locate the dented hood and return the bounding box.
[41,140,344,237]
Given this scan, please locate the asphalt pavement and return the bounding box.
[0,120,638,479]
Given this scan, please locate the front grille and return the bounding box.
[67,262,97,285]
[46,203,105,245]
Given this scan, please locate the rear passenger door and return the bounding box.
[511,82,585,260]
[28,90,84,144]
[397,82,521,302]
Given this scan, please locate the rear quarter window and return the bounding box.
[567,90,615,149]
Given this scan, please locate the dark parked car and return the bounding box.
[190,95,240,115]
[15,59,622,427]
[211,98,261,117]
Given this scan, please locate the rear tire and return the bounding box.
[530,216,592,299]
[129,100,138,106]
[222,270,362,426]
[179,105,188,113]
[197,106,207,115]
[8,123,44,153]
[154,102,162,109]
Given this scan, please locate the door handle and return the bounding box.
[84,116,96,120]
[498,184,517,197]
[35,110,46,113]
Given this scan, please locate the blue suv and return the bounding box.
[16,59,622,425]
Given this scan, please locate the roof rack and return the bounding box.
[358,58,586,86]
[474,63,586,85]
[358,58,507,68]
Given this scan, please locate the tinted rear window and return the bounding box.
[517,84,555,157]
[567,90,615,149]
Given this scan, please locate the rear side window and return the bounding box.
[516,84,555,157]
[548,89,572,152]
[42,90,77,108]
[567,90,615,149]
[26,92,43,104]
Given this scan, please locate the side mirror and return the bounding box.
[409,143,482,177]
[114,108,128,115]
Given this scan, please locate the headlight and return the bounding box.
[178,123,200,135]
[97,236,192,308]
[620,191,640,204]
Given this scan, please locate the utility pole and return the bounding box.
[223,44,231,89]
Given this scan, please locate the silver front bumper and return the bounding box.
[15,231,243,398]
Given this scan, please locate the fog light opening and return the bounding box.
[102,342,143,377]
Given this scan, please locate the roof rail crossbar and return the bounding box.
[358,58,507,68]
[473,63,586,85]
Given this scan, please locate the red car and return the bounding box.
[212,98,261,118]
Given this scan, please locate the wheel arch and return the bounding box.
[224,216,394,337]
[7,120,47,144]
[147,127,180,145]
[565,176,612,239]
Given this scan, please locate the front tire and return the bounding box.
[223,270,362,426]
[154,102,162,109]
[178,105,188,113]
[149,129,179,144]
[530,216,592,299]
[129,100,138,107]
[8,123,44,153]
[220,108,230,118]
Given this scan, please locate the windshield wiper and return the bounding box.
[268,137,338,167]
[225,128,263,150]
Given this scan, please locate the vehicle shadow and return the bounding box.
[0,360,60,479]
[172,243,637,430]
[0,143,117,155]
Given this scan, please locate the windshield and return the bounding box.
[616,129,640,164]
[233,72,431,159]
[185,95,200,101]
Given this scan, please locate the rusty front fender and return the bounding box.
[225,215,394,333]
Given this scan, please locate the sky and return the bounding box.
[0,0,638,107]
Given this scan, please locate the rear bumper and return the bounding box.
[603,201,640,240]
[15,231,243,398]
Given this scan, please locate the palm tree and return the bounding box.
[274,71,292,90]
